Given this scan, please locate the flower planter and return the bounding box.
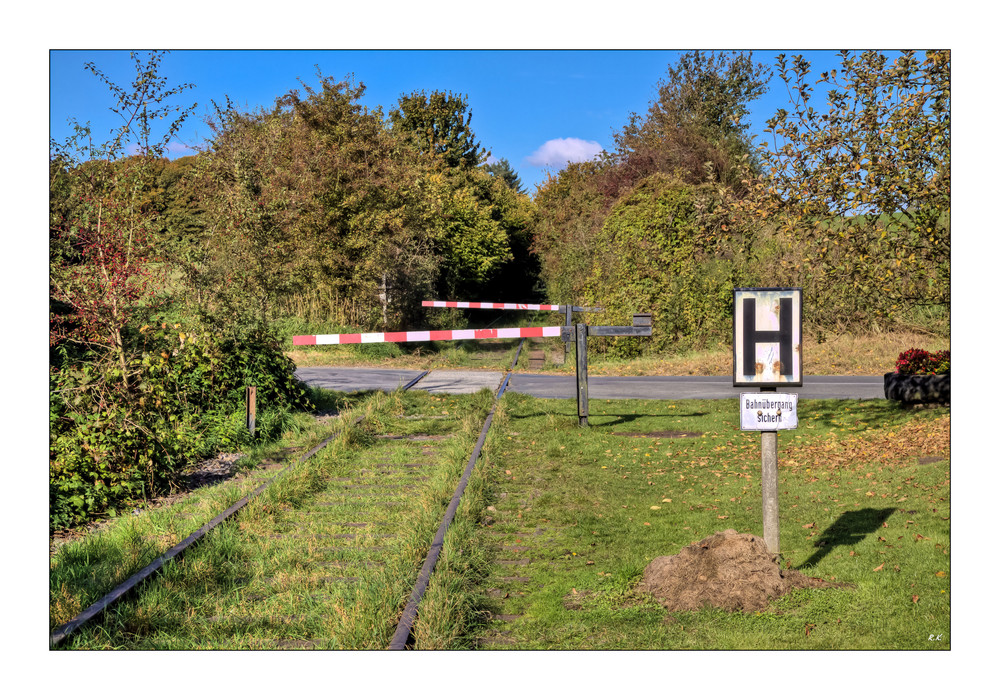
[883,372,950,404]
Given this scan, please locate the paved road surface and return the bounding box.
[295,367,886,400]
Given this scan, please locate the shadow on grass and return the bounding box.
[797,507,896,569]
[507,411,708,427]
[592,413,709,429]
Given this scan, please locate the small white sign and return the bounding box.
[740,393,798,431]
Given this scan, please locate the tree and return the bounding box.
[50,51,196,380]
[612,51,771,194]
[532,52,770,309]
[389,90,488,169]
[199,74,444,330]
[531,160,612,305]
[757,50,950,322]
[485,157,525,194]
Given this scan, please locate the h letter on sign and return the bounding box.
[743,297,793,376]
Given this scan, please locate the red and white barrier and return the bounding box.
[422,300,561,311]
[293,325,563,346]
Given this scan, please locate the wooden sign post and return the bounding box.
[733,288,802,554]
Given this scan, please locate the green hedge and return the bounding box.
[582,173,735,357]
[49,324,311,529]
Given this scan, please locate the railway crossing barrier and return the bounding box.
[292,310,653,427]
[422,299,603,364]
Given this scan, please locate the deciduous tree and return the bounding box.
[50,51,196,381]
[389,90,488,169]
[757,50,950,322]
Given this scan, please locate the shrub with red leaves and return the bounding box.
[895,348,950,375]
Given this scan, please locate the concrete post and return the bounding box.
[760,387,779,553]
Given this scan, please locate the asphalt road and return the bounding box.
[295,367,886,400]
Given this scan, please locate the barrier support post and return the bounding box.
[564,303,573,366]
[575,323,589,427]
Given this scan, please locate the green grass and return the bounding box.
[475,394,950,650]
[53,388,950,651]
[56,389,499,650]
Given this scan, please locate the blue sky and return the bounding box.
[49,49,849,193]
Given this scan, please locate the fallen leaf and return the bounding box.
[803,522,815,529]
[643,522,651,526]
[873,563,884,572]
[650,506,661,510]
[717,515,728,519]
[882,521,889,528]
[935,571,947,577]
[912,595,919,603]
[586,561,595,565]
[662,498,672,503]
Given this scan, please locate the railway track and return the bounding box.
[51,341,523,650]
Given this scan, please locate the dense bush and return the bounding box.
[581,173,736,357]
[49,324,311,530]
[895,348,950,375]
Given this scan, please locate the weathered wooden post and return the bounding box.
[564,303,573,366]
[246,386,257,437]
[759,387,780,554]
[562,313,652,428]
[575,322,589,427]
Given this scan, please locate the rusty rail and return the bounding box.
[50,370,430,648]
[389,340,523,649]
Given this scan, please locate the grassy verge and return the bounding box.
[49,388,360,631]
[410,399,510,649]
[56,389,500,650]
[476,393,950,650]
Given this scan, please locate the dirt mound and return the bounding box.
[637,530,844,612]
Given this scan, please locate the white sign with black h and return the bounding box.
[733,288,803,387]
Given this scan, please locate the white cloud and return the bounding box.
[525,137,603,168]
[166,140,198,157]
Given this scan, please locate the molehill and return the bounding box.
[637,529,847,612]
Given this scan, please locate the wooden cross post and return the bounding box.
[562,313,652,428]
